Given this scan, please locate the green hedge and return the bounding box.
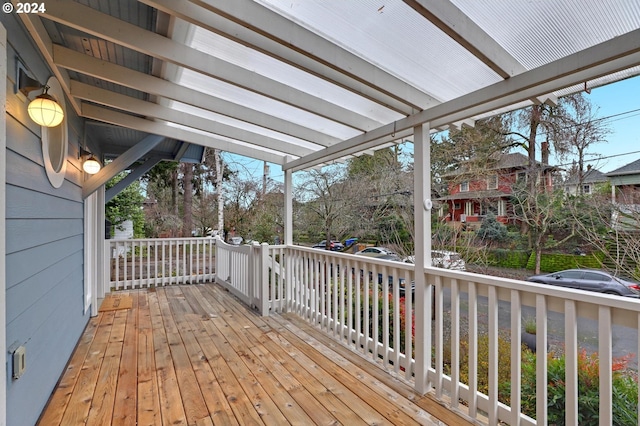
[457,247,529,269]
[489,249,530,269]
[526,252,604,272]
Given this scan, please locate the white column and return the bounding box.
[611,182,615,204]
[84,192,95,314]
[0,22,8,426]
[413,122,432,394]
[284,157,293,246]
[94,185,105,316]
[283,158,294,312]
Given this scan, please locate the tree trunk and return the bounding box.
[171,168,179,216]
[182,163,193,237]
[534,240,543,274]
[215,149,224,239]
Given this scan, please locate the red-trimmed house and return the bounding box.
[437,152,555,228]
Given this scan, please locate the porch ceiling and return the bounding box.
[15,0,640,171]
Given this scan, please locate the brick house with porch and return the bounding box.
[438,152,554,228]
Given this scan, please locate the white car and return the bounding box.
[403,250,466,270]
[354,246,400,260]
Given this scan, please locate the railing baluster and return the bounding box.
[450,278,460,409]
[355,259,362,352]
[510,289,522,426]
[565,299,578,426]
[161,240,166,286]
[598,305,613,426]
[468,280,478,418]
[434,275,444,399]
[535,294,548,424]
[335,260,341,338]
[123,241,129,289]
[404,268,412,381]
[391,266,400,373]
[382,264,389,366]
[487,285,498,425]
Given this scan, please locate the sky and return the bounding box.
[579,75,640,173]
[223,74,640,183]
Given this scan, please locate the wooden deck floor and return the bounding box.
[38,284,472,425]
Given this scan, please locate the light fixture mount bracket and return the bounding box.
[17,64,42,97]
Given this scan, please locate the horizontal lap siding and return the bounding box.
[4,19,89,426]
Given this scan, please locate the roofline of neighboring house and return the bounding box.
[606,170,640,177]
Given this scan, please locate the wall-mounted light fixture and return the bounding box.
[18,66,64,127]
[78,146,101,174]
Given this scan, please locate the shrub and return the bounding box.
[443,333,513,405]
[521,349,638,425]
[476,213,508,242]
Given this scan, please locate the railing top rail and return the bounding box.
[422,266,640,312]
[107,237,216,243]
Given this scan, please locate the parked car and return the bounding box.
[403,250,466,270]
[312,240,345,251]
[526,269,640,298]
[354,246,399,259]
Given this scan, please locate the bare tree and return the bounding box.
[510,184,574,273]
[561,95,611,194]
[568,186,640,278]
[215,149,224,237]
[295,165,351,247]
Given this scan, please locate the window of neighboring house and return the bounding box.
[487,174,498,190]
[583,184,591,194]
[516,171,527,184]
[464,201,474,216]
[460,181,469,192]
[497,199,506,216]
[453,202,461,210]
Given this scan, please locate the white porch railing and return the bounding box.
[102,238,640,425]
[105,237,215,290]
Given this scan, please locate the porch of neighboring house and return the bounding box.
[37,284,471,426]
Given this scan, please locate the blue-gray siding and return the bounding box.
[4,14,90,426]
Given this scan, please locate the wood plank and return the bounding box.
[259,333,369,426]
[250,344,343,426]
[112,291,139,425]
[205,316,290,425]
[278,313,473,425]
[218,327,316,425]
[36,316,100,425]
[167,287,240,425]
[156,288,210,424]
[267,317,425,425]
[265,330,393,425]
[58,311,115,425]
[183,298,264,425]
[136,291,162,426]
[198,288,374,424]
[148,291,188,425]
[86,307,128,425]
[39,284,473,426]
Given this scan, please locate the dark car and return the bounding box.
[526,269,640,298]
[312,240,345,251]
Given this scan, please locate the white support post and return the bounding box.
[413,122,432,394]
[284,157,293,311]
[259,243,269,316]
[95,185,105,314]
